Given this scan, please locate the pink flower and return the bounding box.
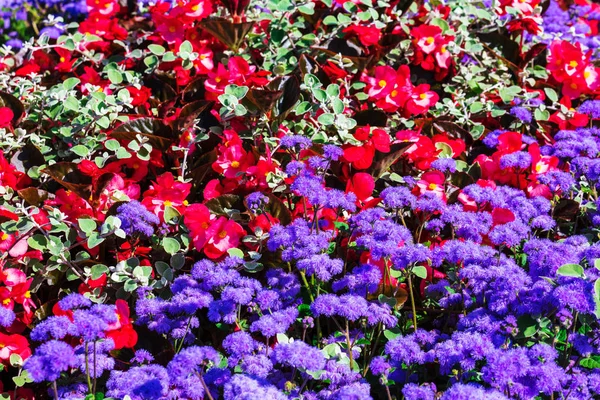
[204,217,245,259]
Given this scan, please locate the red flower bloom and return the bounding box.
[204,216,246,259]
[0,332,30,365]
[106,300,138,349]
[0,107,14,128]
[342,127,391,170]
[343,24,382,47]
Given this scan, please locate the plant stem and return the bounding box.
[345,319,355,370]
[408,274,418,333]
[52,381,59,400]
[84,342,92,394]
[196,371,215,400]
[92,341,97,394]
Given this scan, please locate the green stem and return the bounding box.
[408,274,418,333]
[85,342,92,394]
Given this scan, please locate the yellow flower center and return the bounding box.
[0,233,8,241]
[164,200,173,207]
[584,70,592,79]
[169,26,176,33]
[218,230,228,239]
[569,60,578,68]
[24,291,31,299]
[419,93,428,100]
[231,161,240,168]
[570,83,578,89]
[183,200,189,206]
[59,57,65,62]
[440,46,447,53]
[201,222,209,229]
[378,80,386,88]
[425,37,435,45]
[215,77,222,83]
[535,164,542,172]
[391,90,398,97]
[192,4,199,10]
[2,298,10,305]
[428,183,437,190]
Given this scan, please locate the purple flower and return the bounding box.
[402,383,436,400]
[431,158,457,173]
[25,340,77,382]
[106,364,169,400]
[579,100,600,119]
[499,151,532,169]
[280,135,312,150]
[0,307,15,327]
[223,374,287,400]
[58,293,91,311]
[380,186,416,209]
[271,340,326,371]
[510,106,532,123]
[246,192,269,211]
[116,200,159,237]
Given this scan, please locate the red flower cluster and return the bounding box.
[547,40,600,98]
[362,65,439,115]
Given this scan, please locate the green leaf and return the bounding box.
[105,139,120,151]
[544,88,558,103]
[295,101,312,115]
[163,237,181,254]
[108,69,123,85]
[79,218,97,233]
[498,86,521,103]
[227,248,245,259]
[87,232,104,249]
[71,145,90,157]
[163,205,181,224]
[179,40,193,55]
[91,264,109,280]
[148,44,166,55]
[27,234,47,251]
[225,84,249,100]
[318,113,335,125]
[326,84,340,98]
[534,108,549,121]
[435,142,453,158]
[63,77,81,90]
[581,355,600,369]
[469,101,484,113]
[412,265,428,279]
[556,263,585,278]
[332,98,345,114]
[170,253,186,270]
[124,279,138,292]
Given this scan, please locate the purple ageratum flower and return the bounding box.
[246,192,269,211]
[106,365,169,400]
[74,339,115,378]
[168,346,221,399]
[250,307,299,337]
[131,349,154,365]
[380,186,416,209]
[297,254,343,282]
[241,354,273,378]
[223,374,287,400]
[30,316,72,341]
[70,309,109,341]
[25,340,77,382]
[323,145,343,161]
[280,135,312,150]
[0,307,15,327]
[222,331,258,358]
[510,106,532,123]
[58,293,91,311]
[440,383,509,400]
[116,200,160,237]
[402,383,436,400]
[271,340,326,371]
[430,158,457,173]
[369,356,391,376]
[579,100,600,119]
[499,151,532,169]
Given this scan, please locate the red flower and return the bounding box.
[416,170,446,199]
[105,300,138,349]
[404,84,439,116]
[343,24,381,47]
[0,332,30,365]
[342,127,391,170]
[184,203,213,250]
[0,107,13,128]
[204,217,246,259]
[346,173,375,202]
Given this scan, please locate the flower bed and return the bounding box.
[1,0,600,398]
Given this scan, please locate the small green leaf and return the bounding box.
[179,40,193,55]
[412,265,428,279]
[594,279,600,319]
[318,113,335,125]
[87,232,104,249]
[544,88,558,103]
[105,139,120,151]
[79,218,97,233]
[556,263,585,278]
[63,77,81,90]
[163,237,181,254]
[27,234,47,251]
[90,264,109,280]
[227,248,245,259]
[295,101,312,115]
[148,44,166,55]
[71,145,90,157]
